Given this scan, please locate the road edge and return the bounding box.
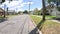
[29,16,42,34]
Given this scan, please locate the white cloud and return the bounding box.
[38,8,42,10]
[0,0,34,11]
[27,2,34,4]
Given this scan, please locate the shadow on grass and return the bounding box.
[47,18,60,21]
[53,18,60,21]
[0,17,8,23]
[37,20,45,30]
[29,20,45,34]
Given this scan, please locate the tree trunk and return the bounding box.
[4,11,5,18]
[4,4,6,18]
[42,0,46,21]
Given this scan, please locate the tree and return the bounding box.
[23,10,28,14]
[1,0,5,3]
[48,0,53,4]
[1,0,5,18]
[38,10,41,15]
[0,0,12,3]
[18,11,21,14]
[18,11,23,14]
[42,0,46,20]
[48,0,60,11]
[33,8,38,15]
[47,0,53,7]
[48,0,60,7]
[57,7,60,11]
[33,8,41,15]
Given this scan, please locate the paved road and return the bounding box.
[0,15,39,34]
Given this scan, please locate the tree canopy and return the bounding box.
[48,0,60,3]
[2,0,5,3]
[23,10,28,14]
[2,0,12,3]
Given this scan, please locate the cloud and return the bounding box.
[27,2,34,4]
[38,8,42,10]
[22,2,34,5]
[0,0,34,11]
[0,0,23,9]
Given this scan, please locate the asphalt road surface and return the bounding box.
[0,14,39,34]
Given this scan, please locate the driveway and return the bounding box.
[0,14,39,34]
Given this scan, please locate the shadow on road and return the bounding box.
[29,20,45,34]
[29,27,39,34]
[53,18,60,21]
[0,17,7,23]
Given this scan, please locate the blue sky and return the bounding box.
[0,0,42,12]
[23,0,42,10]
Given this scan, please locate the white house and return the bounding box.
[47,4,60,18]
[40,4,60,18]
[6,10,18,15]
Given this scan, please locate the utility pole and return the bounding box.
[42,0,46,21]
[4,4,6,18]
[29,1,31,14]
[0,0,13,18]
[7,7,9,15]
[1,0,5,18]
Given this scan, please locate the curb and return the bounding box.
[30,16,42,34]
[31,20,42,34]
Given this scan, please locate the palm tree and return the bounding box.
[42,0,46,21]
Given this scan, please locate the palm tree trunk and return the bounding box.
[42,0,46,21]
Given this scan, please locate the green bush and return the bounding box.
[57,7,60,11]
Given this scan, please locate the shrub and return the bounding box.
[57,7,60,12]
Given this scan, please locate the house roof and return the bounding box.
[40,4,54,11]
[46,4,54,9]
[0,8,4,12]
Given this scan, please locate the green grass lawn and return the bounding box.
[46,15,56,19]
[0,15,19,19]
[6,15,19,18]
[30,15,60,34]
[0,16,4,19]
[30,15,42,25]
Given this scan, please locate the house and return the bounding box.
[0,8,4,16]
[40,4,60,18]
[40,4,54,15]
[6,10,18,15]
[47,4,60,18]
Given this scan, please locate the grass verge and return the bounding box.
[30,15,60,34]
[46,15,56,19]
[0,15,18,19]
[6,15,19,18]
[30,15,42,25]
[0,16,4,19]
